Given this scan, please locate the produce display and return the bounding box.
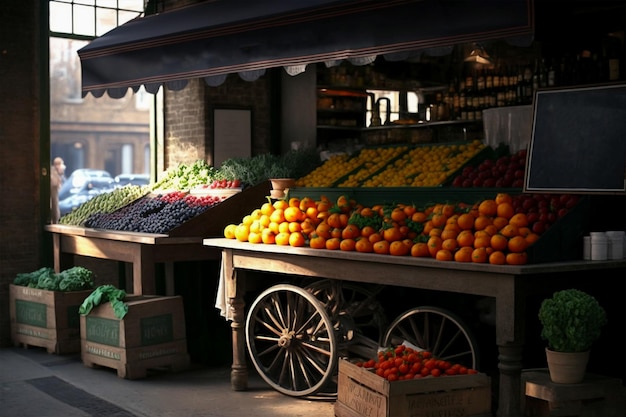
[354,344,478,381]
[450,148,528,188]
[295,140,486,188]
[84,191,230,234]
[223,191,580,265]
[13,266,95,291]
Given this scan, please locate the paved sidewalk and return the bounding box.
[0,346,336,417]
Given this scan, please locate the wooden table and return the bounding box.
[46,224,220,295]
[203,238,626,417]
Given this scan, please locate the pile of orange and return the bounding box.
[223,193,542,265]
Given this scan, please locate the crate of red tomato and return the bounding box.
[335,346,492,417]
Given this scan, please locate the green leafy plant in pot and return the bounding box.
[538,288,607,383]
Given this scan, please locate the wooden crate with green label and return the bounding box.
[80,295,189,379]
[9,284,92,354]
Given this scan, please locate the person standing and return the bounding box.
[50,157,66,223]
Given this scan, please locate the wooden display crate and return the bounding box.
[80,295,189,379]
[335,359,492,417]
[9,284,92,354]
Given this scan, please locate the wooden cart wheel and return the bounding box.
[245,284,338,397]
[304,279,387,346]
[382,306,480,370]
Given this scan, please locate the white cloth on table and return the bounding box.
[215,260,233,321]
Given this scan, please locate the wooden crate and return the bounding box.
[335,359,492,417]
[80,295,190,379]
[9,284,92,354]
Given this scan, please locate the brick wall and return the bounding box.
[0,2,43,346]
[164,69,279,168]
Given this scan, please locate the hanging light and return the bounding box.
[464,43,493,65]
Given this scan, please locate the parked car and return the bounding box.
[59,177,116,216]
[114,173,150,187]
[58,169,113,201]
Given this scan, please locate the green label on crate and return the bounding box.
[67,305,81,329]
[86,316,120,347]
[15,300,47,328]
[140,314,173,346]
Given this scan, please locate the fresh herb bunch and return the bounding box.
[13,266,95,292]
[538,288,607,352]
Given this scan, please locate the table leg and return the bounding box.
[226,254,248,391]
[134,246,156,295]
[497,343,524,417]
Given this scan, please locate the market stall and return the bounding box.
[203,237,626,417]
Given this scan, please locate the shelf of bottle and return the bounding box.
[317,119,481,131]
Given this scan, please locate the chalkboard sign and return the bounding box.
[525,83,626,194]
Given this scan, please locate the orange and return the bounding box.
[509,213,529,228]
[315,222,332,239]
[327,213,344,229]
[248,231,263,244]
[299,197,316,211]
[411,211,428,223]
[473,233,491,249]
[423,220,435,236]
[435,249,453,261]
[368,232,384,243]
[391,207,407,223]
[360,225,377,239]
[428,227,443,238]
[288,232,306,247]
[261,202,275,216]
[496,202,515,219]
[305,206,319,222]
[268,221,280,234]
[273,199,289,210]
[261,228,276,244]
[446,214,459,226]
[390,240,411,256]
[288,197,301,208]
[325,237,341,250]
[259,214,271,228]
[471,247,488,263]
[403,205,417,218]
[454,246,474,262]
[411,242,430,257]
[383,227,404,242]
[373,240,391,255]
[340,238,356,251]
[223,224,237,239]
[474,215,493,231]
[457,213,475,230]
[275,231,290,246]
[500,224,520,238]
[478,199,498,217]
[442,238,458,252]
[359,207,375,217]
[441,226,460,241]
[269,208,285,224]
[457,230,475,248]
[507,235,529,253]
[284,206,303,223]
[330,227,343,239]
[525,232,540,245]
[278,221,290,233]
[490,234,508,251]
[355,238,374,253]
[234,224,250,242]
[427,236,443,257]
[431,213,448,228]
[442,204,456,217]
[506,252,528,265]
[489,250,507,265]
[342,224,361,239]
[495,193,513,205]
[288,221,302,233]
[300,219,316,236]
[492,216,509,230]
[483,224,499,236]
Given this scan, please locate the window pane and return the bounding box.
[96,7,117,36]
[73,4,96,37]
[49,2,72,33]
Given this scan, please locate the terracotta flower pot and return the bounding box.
[545,348,590,384]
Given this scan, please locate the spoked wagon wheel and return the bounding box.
[245,284,338,397]
[304,279,387,347]
[382,306,480,370]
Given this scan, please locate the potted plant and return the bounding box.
[538,288,607,383]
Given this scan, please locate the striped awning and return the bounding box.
[78,0,534,98]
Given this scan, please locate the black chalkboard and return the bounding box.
[525,83,626,194]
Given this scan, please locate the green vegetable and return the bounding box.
[79,285,128,319]
[13,266,96,292]
[538,288,607,352]
[14,267,54,288]
[58,266,95,291]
